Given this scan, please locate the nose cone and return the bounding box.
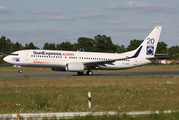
[3,56,10,63]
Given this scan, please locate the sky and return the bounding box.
[0,0,179,49]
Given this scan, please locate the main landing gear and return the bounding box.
[77,71,83,75]
[86,70,93,75]
[77,70,93,76]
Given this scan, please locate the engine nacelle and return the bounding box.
[65,62,84,72]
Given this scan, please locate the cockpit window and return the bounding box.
[10,54,19,56]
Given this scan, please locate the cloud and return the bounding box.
[114,26,152,31]
[107,20,119,24]
[104,1,179,14]
[9,18,38,23]
[128,26,151,30]
[0,18,38,23]
[75,12,110,18]
[41,16,75,21]
[32,10,61,14]
[0,6,11,13]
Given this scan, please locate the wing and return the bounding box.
[83,46,143,69]
[83,57,129,69]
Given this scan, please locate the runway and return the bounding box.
[0,70,179,78]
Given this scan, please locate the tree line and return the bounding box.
[0,35,179,63]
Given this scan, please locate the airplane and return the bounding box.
[3,26,162,75]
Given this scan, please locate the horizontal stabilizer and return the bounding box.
[146,55,173,59]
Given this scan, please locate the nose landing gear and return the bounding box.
[18,69,23,73]
[13,65,23,74]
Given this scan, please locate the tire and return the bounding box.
[88,71,93,76]
[77,71,83,75]
[19,70,22,74]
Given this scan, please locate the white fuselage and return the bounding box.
[4,49,152,71]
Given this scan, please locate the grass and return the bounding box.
[0,76,179,114]
[0,64,179,73]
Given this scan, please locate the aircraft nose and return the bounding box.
[3,56,10,63]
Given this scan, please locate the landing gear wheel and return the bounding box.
[86,71,93,76]
[77,71,83,75]
[88,71,93,76]
[19,70,23,74]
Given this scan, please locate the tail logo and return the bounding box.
[147,46,154,55]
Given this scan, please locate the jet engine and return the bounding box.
[65,62,84,72]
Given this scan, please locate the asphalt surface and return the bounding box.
[0,70,179,78]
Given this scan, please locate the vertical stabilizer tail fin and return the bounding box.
[134,26,162,58]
